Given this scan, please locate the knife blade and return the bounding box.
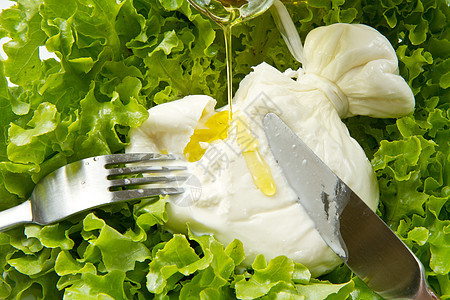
[263,112,439,300]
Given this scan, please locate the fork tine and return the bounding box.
[110,187,184,202]
[107,165,187,177]
[103,153,178,166]
[108,176,188,188]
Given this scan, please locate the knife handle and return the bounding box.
[413,268,440,300]
[415,285,439,300]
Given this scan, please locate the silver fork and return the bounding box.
[0,153,187,232]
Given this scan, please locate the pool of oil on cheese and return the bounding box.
[184,110,276,196]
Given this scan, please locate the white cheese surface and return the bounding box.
[126,23,414,276]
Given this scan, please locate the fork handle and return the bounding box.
[0,200,33,232]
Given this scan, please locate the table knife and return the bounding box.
[263,113,439,300]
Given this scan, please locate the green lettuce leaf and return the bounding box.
[0,0,448,299]
[235,255,296,299]
[295,280,354,300]
[147,234,208,294]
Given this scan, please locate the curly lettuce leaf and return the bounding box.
[0,0,448,299]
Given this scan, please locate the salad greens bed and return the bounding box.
[0,0,448,298]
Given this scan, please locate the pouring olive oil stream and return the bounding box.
[185,0,277,196]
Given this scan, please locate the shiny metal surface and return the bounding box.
[186,0,274,25]
[263,113,439,300]
[0,153,186,232]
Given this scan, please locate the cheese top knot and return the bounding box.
[297,23,414,119]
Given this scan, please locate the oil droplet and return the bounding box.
[242,150,276,196]
[124,179,131,185]
[236,115,276,196]
[137,189,144,194]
